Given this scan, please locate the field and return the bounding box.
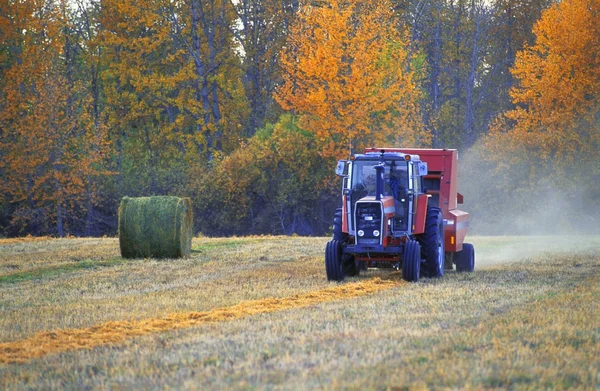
[1,235,599,390]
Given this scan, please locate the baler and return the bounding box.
[326,148,475,282]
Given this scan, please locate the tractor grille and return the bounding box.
[356,202,382,245]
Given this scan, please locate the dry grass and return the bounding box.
[0,235,599,390]
[0,277,400,364]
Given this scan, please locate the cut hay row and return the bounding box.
[118,196,193,259]
[0,236,54,245]
[0,277,402,364]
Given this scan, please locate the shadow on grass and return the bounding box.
[0,258,128,284]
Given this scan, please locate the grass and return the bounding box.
[0,235,599,390]
[0,258,126,284]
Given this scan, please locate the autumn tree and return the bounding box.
[392,0,553,149]
[474,0,600,233]
[275,0,429,158]
[0,0,111,236]
[482,0,554,129]
[486,0,600,177]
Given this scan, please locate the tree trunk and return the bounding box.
[464,10,481,147]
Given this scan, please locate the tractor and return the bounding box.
[326,148,475,282]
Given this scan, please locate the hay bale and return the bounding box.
[118,196,193,259]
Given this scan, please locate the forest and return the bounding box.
[0,0,598,237]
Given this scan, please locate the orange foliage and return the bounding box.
[275,0,430,158]
[0,1,110,234]
[486,0,600,175]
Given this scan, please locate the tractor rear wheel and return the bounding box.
[325,240,345,281]
[455,243,475,272]
[332,207,347,242]
[417,207,444,278]
[402,240,421,282]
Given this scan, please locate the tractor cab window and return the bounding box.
[351,160,408,197]
[350,159,409,232]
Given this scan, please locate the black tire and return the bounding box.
[332,207,346,242]
[417,207,444,278]
[325,240,345,281]
[455,242,475,272]
[332,208,358,276]
[402,240,421,282]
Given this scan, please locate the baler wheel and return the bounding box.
[455,243,475,272]
[325,240,345,281]
[402,240,421,282]
[417,207,444,278]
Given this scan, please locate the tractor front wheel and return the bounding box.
[325,240,345,281]
[402,240,421,282]
[455,243,475,272]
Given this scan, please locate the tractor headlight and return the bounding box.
[358,230,364,237]
[373,230,380,237]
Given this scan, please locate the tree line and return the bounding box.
[1,0,598,237]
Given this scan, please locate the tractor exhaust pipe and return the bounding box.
[374,163,385,200]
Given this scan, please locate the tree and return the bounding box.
[478,0,600,234]
[0,0,110,236]
[190,114,335,235]
[486,0,600,176]
[228,0,299,136]
[275,0,429,158]
[481,0,553,130]
[97,0,248,195]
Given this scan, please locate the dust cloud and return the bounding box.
[469,235,600,268]
[455,141,600,267]
[458,142,600,236]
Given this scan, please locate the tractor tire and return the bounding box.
[332,207,347,242]
[402,240,421,282]
[332,208,357,276]
[417,207,444,278]
[325,240,345,281]
[455,242,475,272]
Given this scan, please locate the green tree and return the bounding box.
[191,114,335,235]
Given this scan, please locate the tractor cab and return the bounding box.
[337,151,428,244]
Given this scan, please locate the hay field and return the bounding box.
[0,235,599,390]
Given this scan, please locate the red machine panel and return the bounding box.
[364,148,469,252]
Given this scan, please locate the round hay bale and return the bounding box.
[118,196,193,259]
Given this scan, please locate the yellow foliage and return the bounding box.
[485,0,600,177]
[275,0,430,158]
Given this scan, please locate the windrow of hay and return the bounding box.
[0,236,53,245]
[118,196,193,259]
[0,277,402,364]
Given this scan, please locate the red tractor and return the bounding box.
[326,148,475,282]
